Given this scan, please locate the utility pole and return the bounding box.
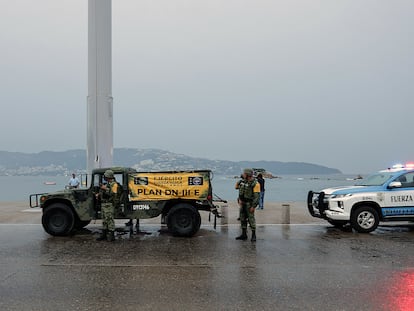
[87,0,113,173]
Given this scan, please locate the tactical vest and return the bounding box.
[100,181,121,207]
[238,179,257,202]
[110,181,122,208]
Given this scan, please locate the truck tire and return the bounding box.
[167,203,200,237]
[74,219,91,229]
[42,203,75,236]
[350,206,379,233]
[195,211,202,232]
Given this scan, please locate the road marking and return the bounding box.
[0,224,42,226]
[22,208,41,213]
[0,223,327,227]
[41,263,215,268]
[202,223,325,227]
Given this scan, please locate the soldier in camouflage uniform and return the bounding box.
[236,168,260,242]
[96,170,120,242]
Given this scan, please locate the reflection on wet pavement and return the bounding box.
[0,223,413,310]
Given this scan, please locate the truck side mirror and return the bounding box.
[388,181,402,189]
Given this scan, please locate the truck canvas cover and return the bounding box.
[128,171,211,201]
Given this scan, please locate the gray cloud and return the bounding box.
[1,0,413,173]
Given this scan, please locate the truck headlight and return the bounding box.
[332,193,352,199]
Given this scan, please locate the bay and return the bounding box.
[212,174,359,203]
[0,174,360,203]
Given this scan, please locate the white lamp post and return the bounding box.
[87,0,113,173]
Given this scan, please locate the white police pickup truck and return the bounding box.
[307,165,414,233]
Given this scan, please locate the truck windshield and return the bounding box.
[355,172,395,186]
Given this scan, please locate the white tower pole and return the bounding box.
[87,0,113,173]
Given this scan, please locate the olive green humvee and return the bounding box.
[30,167,220,237]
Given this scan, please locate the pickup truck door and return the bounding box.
[382,172,414,217]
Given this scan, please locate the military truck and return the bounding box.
[30,167,220,237]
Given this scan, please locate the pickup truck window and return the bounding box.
[396,173,414,188]
[356,172,395,186]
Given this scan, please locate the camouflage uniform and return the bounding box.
[97,170,120,242]
[100,180,120,231]
[238,179,259,230]
[236,169,260,242]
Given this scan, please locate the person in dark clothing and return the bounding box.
[257,173,265,209]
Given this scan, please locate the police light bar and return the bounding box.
[405,163,414,169]
[389,163,414,170]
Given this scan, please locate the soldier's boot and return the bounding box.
[251,230,256,242]
[96,230,107,241]
[235,229,248,240]
[107,231,115,242]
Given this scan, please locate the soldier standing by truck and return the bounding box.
[236,168,260,242]
[96,170,120,242]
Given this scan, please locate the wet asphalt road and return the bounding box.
[0,223,413,311]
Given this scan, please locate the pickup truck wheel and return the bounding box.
[42,203,75,236]
[327,219,348,228]
[350,206,379,233]
[167,203,200,237]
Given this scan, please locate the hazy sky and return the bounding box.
[1,0,413,174]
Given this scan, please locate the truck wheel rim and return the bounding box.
[51,214,65,227]
[357,211,375,229]
[177,213,191,228]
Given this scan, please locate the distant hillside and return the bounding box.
[238,161,340,175]
[0,149,341,176]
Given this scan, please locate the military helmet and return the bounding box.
[243,168,254,176]
[104,170,114,178]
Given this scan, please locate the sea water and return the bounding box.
[212,174,359,203]
[0,174,360,203]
